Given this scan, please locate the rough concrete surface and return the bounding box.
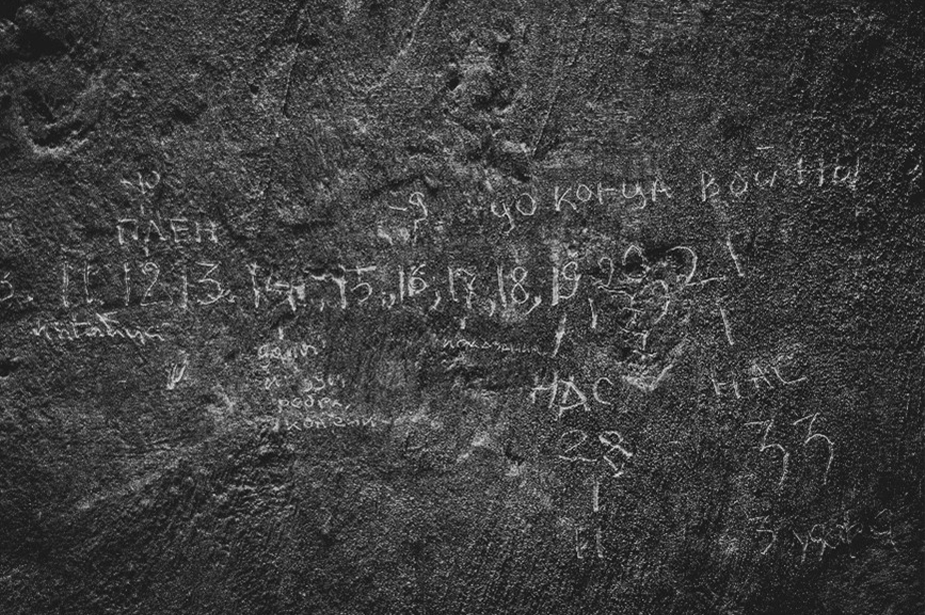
[0,1,922,613]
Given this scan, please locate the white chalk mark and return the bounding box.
[690,276,726,288]
[622,243,645,269]
[592,378,614,406]
[745,420,789,488]
[719,305,734,346]
[409,191,428,236]
[531,4,594,158]
[551,314,568,357]
[750,516,778,555]
[166,353,188,390]
[650,281,671,325]
[496,266,507,308]
[366,0,434,93]
[668,246,698,288]
[908,158,922,191]
[772,365,807,385]
[575,527,585,559]
[793,413,834,484]
[622,363,673,393]
[61,262,71,308]
[376,226,394,245]
[556,428,589,459]
[0,272,13,305]
[726,235,744,277]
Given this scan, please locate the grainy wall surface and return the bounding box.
[0,1,922,613]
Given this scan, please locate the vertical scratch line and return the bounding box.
[531,4,596,158]
[588,297,598,329]
[552,313,568,357]
[726,235,744,277]
[366,0,434,93]
[280,0,311,117]
[719,305,734,346]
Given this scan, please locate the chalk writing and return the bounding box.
[116,217,220,255]
[743,413,834,487]
[489,179,674,232]
[30,312,166,345]
[0,272,13,304]
[558,429,634,478]
[258,341,323,363]
[711,356,807,399]
[277,396,349,411]
[749,508,897,562]
[166,353,188,390]
[435,334,550,358]
[744,420,790,487]
[263,411,389,432]
[701,156,861,203]
[574,526,605,560]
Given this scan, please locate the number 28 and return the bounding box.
[558,429,634,478]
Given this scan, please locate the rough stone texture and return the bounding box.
[0,1,922,613]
